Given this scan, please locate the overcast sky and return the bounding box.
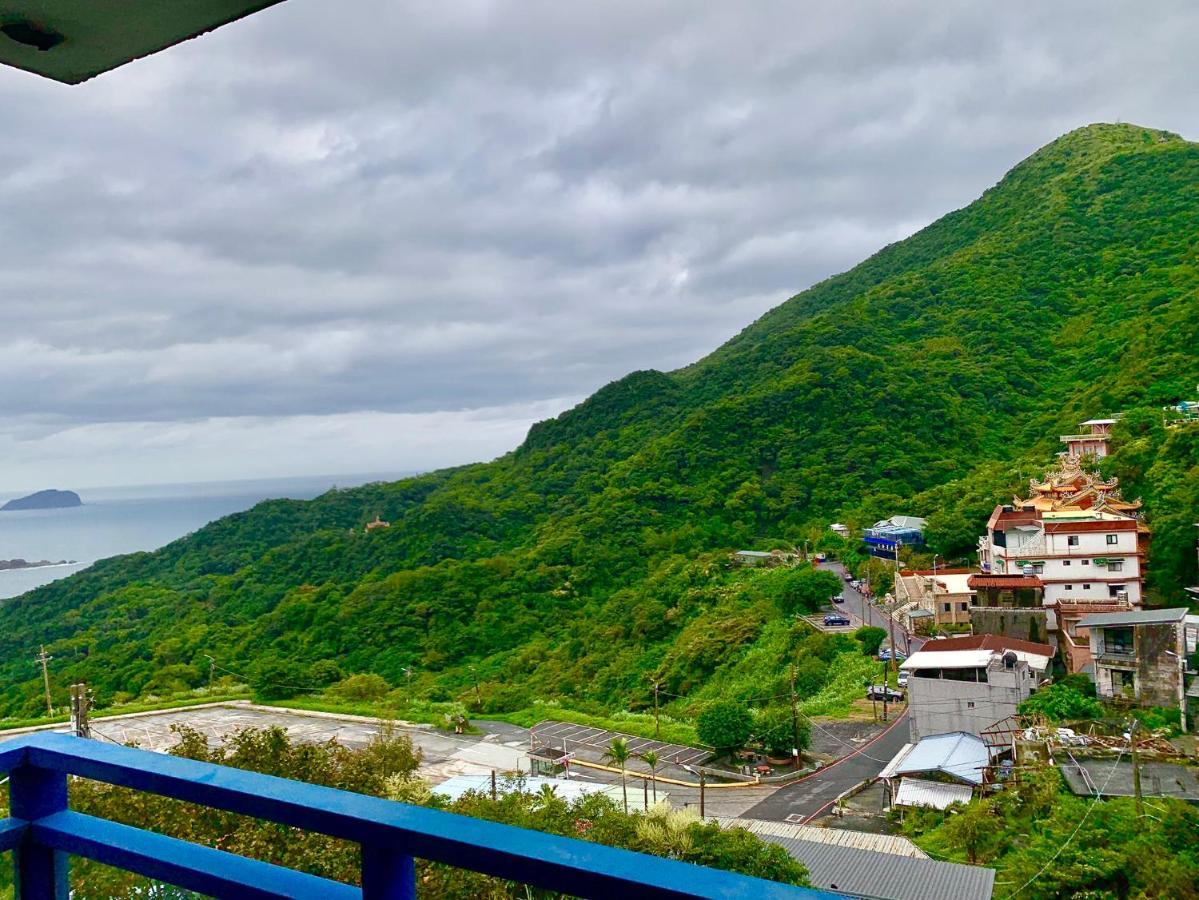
[1,1,1196,490]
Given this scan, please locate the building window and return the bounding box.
[966,701,975,709]
[1031,562,1045,574]
[1081,559,1090,566]
[1105,627,1134,654]
[1063,560,1071,566]
[1065,584,1073,591]
[1106,534,1118,545]
[1108,560,1123,572]
[1083,583,1091,590]
[942,603,951,612]
[1109,584,1127,598]
[1068,536,1080,547]
[958,602,968,611]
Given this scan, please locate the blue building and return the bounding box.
[863,516,927,559]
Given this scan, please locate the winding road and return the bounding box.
[746,560,922,823]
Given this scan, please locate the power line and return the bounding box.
[1003,746,1129,898]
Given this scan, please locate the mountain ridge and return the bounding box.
[0,122,1195,718]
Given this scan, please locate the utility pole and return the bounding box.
[887,541,899,680]
[35,645,53,717]
[69,683,92,739]
[204,654,216,692]
[469,666,482,710]
[881,658,889,722]
[699,771,706,820]
[1130,719,1143,817]
[789,665,801,768]
[652,680,661,741]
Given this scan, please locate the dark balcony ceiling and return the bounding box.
[0,0,285,84]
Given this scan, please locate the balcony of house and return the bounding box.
[1094,627,1137,667]
[0,732,828,899]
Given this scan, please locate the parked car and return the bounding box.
[897,670,910,688]
[878,648,908,662]
[823,614,851,626]
[866,685,905,702]
[842,572,853,581]
[831,594,846,604]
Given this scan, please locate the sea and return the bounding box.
[0,472,412,601]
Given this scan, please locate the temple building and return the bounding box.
[975,451,1149,671]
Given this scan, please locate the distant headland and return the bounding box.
[0,558,75,571]
[1,489,83,511]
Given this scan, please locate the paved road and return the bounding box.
[743,559,927,824]
[743,709,911,823]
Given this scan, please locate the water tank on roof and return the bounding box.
[1003,651,1018,670]
[1021,564,1035,578]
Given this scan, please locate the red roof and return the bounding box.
[969,574,1044,589]
[919,634,1054,658]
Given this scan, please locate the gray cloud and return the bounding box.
[1,0,1197,485]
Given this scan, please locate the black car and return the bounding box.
[866,685,905,702]
[823,613,851,626]
[831,594,846,604]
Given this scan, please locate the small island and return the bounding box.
[1,489,83,511]
[0,558,75,571]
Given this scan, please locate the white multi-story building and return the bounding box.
[979,507,1144,608]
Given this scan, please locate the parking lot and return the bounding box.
[530,720,711,780]
[0,702,532,786]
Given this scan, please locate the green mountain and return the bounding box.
[1,123,1196,719]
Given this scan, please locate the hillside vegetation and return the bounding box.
[0,123,1196,720]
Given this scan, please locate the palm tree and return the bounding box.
[641,750,660,805]
[605,737,631,813]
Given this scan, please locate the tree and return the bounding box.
[853,626,888,657]
[770,567,843,617]
[939,801,1001,865]
[641,750,660,805]
[697,700,753,753]
[753,706,811,758]
[605,737,631,813]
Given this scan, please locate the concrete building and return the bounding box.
[828,523,851,538]
[895,569,977,629]
[1075,608,1199,730]
[900,639,1052,741]
[864,516,927,559]
[1059,418,1116,460]
[976,453,1149,663]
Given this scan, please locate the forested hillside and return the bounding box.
[0,123,1196,719]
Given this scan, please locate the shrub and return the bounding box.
[853,626,888,656]
[697,700,753,752]
[328,673,391,702]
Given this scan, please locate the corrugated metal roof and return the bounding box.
[729,818,926,858]
[1076,607,1189,628]
[894,777,974,810]
[890,732,989,785]
[752,834,995,900]
[900,649,994,670]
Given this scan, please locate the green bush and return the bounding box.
[1019,681,1102,721]
[853,626,888,656]
[697,700,753,752]
[327,673,391,702]
[752,706,811,757]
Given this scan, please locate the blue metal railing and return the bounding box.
[0,732,833,899]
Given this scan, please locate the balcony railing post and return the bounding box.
[361,844,417,900]
[9,763,69,899]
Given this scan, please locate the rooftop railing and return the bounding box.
[0,732,832,899]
